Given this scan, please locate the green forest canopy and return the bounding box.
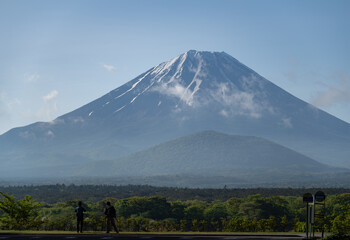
[0,184,349,203]
[0,185,350,235]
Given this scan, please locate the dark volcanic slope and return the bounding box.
[81,131,343,180]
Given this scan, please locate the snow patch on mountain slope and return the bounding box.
[115,71,151,99]
[181,54,204,106]
[151,51,205,107]
[130,81,156,104]
[168,52,187,84]
[114,105,126,113]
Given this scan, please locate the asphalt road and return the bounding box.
[0,233,306,240]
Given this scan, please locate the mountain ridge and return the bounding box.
[75,130,349,186]
[1,50,350,181]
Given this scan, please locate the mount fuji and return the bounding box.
[1,50,350,183]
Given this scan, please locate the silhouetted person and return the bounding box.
[75,201,86,233]
[104,201,119,234]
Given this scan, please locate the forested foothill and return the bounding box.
[0,185,350,238]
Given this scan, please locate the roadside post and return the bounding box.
[303,191,326,240]
[314,191,326,239]
[303,193,313,239]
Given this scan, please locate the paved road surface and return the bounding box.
[0,233,306,240]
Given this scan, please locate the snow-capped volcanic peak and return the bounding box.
[149,50,204,107]
[93,50,273,119]
[116,50,205,105]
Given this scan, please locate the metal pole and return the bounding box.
[310,204,312,238]
[322,202,325,239]
[306,202,309,239]
[312,203,315,238]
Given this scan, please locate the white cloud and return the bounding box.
[153,82,199,107]
[42,90,59,121]
[43,90,59,102]
[160,83,189,99]
[241,74,262,90]
[311,73,350,108]
[72,117,84,124]
[152,74,271,118]
[46,130,54,137]
[1,92,21,109]
[24,73,40,83]
[6,98,21,111]
[281,117,293,128]
[103,64,116,72]
[220,109,229,117]
[211,82,266,118]
[19,130,34,139]
[49,118,65,125]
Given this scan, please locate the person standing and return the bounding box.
[104,201,119,234]
[75,201,86,233]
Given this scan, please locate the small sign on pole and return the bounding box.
[315,191,326,202]
[303,193,313,203]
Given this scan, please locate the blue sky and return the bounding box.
[1,0,349,134]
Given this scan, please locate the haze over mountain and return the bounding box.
[0,50,349,182]
[77,131,348,186]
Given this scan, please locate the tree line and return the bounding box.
[1,191,350,238]
[1,184,349,203]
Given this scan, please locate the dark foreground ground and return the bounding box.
[0,233,308,240]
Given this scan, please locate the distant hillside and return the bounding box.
[78,131,347,185]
